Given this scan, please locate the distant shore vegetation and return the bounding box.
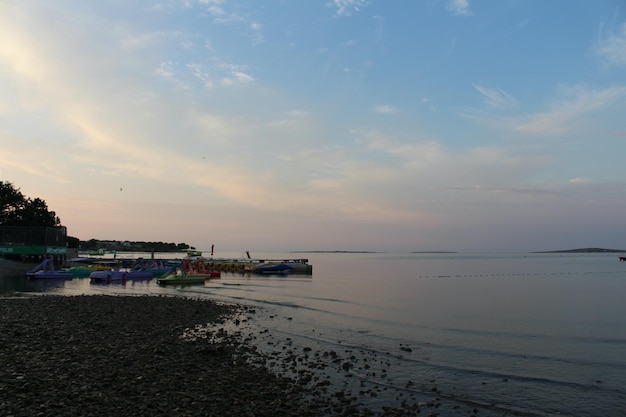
[533,247,626,253]
[79,239,195,253]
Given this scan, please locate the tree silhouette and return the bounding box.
[0,181,61,227]
[0,181,25,226]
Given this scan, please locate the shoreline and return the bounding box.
[0,294,417,416]
[0,257,39,275]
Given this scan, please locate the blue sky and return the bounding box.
[1,0,626,252]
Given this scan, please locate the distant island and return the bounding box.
[292,250,380,254]
[533,247,626,253]
[410,251,457,254]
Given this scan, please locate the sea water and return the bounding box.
[3,252,626,416]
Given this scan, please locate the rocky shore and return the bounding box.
[0,295,417,417]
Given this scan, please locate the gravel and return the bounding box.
[0,295,415,417]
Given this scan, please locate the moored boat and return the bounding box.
[26,259,73,280]
[85,248,116,256]
[252,262,293,275]
[157,259,220,285]
[156,269,220,285]
[131,258,174,277]
[63,260,121,278]
[89,269,154,284]
[210,255,312,275]
[181,258,221,277]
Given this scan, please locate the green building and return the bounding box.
[0,226,67,262]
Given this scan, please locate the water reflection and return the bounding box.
[0,274,69,293]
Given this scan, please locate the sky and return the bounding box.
[1,0,626,253]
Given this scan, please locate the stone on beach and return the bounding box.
[0,295,334,417]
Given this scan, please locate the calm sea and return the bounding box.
[3,252,626,416]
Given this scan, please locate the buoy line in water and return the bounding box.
[417,270,626,278]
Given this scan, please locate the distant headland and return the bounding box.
[533,247,626,253]
[410,251,457,254]
[292,250,380,254]
[80,239,195,253]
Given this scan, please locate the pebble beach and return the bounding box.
[0,295,417,417]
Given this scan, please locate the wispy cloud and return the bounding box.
[249,21,264,46]
[118,29,191,51]
[267,109,310,128]
[220,67,255,85]
[447,0,473,16]
[154,61,190,90]
[187,63,214,89]
[329,0,371,17]
[514,85,626,135]
[373,105,398,114]
[461,84,517,123]
[569,178,593,184]
[197,0,263,46]
[595,21,626,68]
[0,144,68,183]
[465,84,626,136]
[200,0,244,23]
[472,84,518,109]
[442,185,561,196]
[154,60,255,89]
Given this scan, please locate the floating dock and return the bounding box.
[206,258,312,274]
[63,255,313,275]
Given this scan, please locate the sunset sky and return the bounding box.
[1,0,626,253]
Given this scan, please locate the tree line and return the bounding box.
[80,239,193,252]
[1,182,194,252]
[0,181,61,228]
